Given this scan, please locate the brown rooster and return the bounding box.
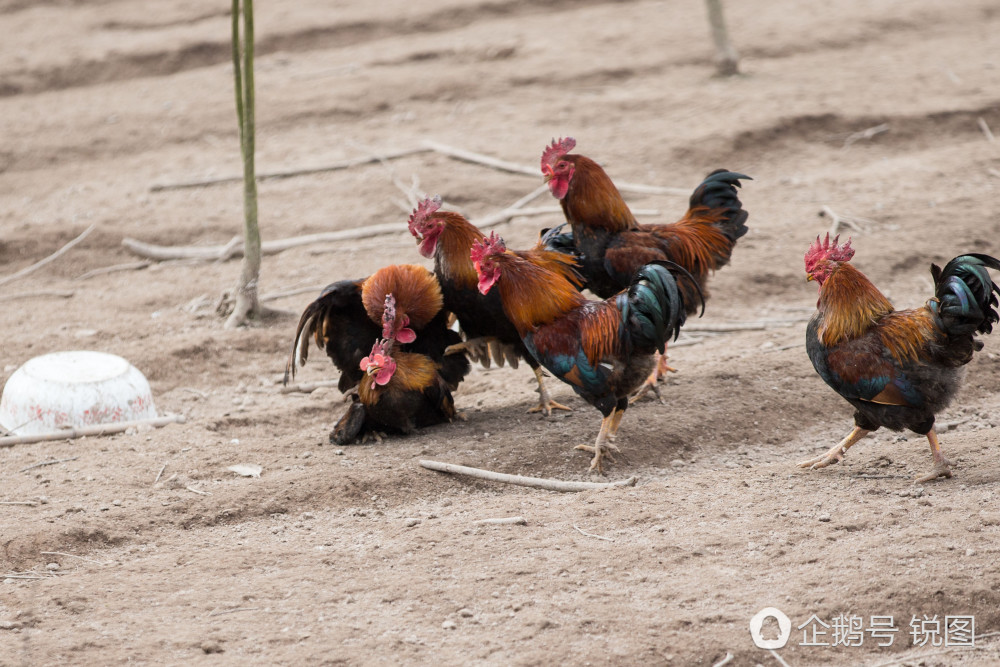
[471,232,698,473]
[800,234,1000,482]
[285,264,469,442]
[539,137,750,399]
[407,196,583,415]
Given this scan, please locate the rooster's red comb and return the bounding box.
[408,195,442,233]
[805,233,855,272]
[541,137,576,173]
[469,231,506,264]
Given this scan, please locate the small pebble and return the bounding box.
[200,641,224,654]
[301,512,315,521]
[818,514,832,522]
[335,450,345,456]
[670,459,686,468]
[46,563,59,571]
[112,499,122,507]
[966,548,976,556]
[442,620,457,630]
[458,608,473,618]
[405,518,420,528]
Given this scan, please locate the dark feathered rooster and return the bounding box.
[800,234,1000,482]
[408,196,583,415]
[331,323,466,444]
[472,232,699,472]
[284,264,469,442]
[539,137,750,399]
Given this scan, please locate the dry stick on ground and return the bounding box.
[0,501,38,506]
[77,261,151,281]
[420,460,637,492]
[704,0,739,76]
[0,224,96,289]
[40,551,109,566]
[768,649,791,667]
[18,456,79,473]
[474,516,527,526]
[683,317,810,333]
[978,117,996,143]
[573,524,614,541]
[207,607,260,618]
[260,285,326,302]
[423,139,691,196]
[279,379,341,394]
[711,653,734,667]
[186,486,211,496]
[819,205,872,236]
[0,415,186,449]
[150,147,431,192]
[154,463,167,485]
[843,122,889,149]
[0,289,74,302]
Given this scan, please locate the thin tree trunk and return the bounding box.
[705,0,739,76]
[225,0,262,328]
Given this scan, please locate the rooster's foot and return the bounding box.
[797,447,845,470]
[574,442,621,475]
[528,399,572,416]
[915,461,953,483]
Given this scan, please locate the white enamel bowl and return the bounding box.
[0,351,158,436]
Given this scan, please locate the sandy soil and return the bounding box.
[2,0,1000,664]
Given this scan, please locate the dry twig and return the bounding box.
[712,653,734,667]
[18,457,79,473]
[978,117,996,144]
[279,379,341,394]
[474,516,527,526]
[77,261,151,281]
[0,224,96,288]
[683,317,810,333]
[819,205,872,236]
[424,139,689,196]
[843,122,889,148]
[186,485,211,496]
[0,501,38,506]
[206,607,260,617]
[154,463,167,485]
[420,460,637,492]
[150,147,431,191]
[0,289,74,302]
[769,649,791,667]
[39,551,109,566]
[572,524,614,541]
[0,415,185,449]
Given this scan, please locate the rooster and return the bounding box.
[285,264,469,441]
[539,137,750,399]
[799,234,1000,482]
[407,196,583,415]
[471,232,699,472]
[331,330,465,444]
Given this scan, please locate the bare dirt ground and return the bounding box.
[2,0,1000,664]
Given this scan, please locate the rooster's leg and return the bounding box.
[607,407,626,442]
[527,367,572,416]
[574,412,621,474]
[915,427,953,483]
[798,426,870,470]
[629,348,677,404]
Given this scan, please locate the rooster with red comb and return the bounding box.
[801,234,1000,482]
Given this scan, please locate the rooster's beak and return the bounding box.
[806,275,815,282]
